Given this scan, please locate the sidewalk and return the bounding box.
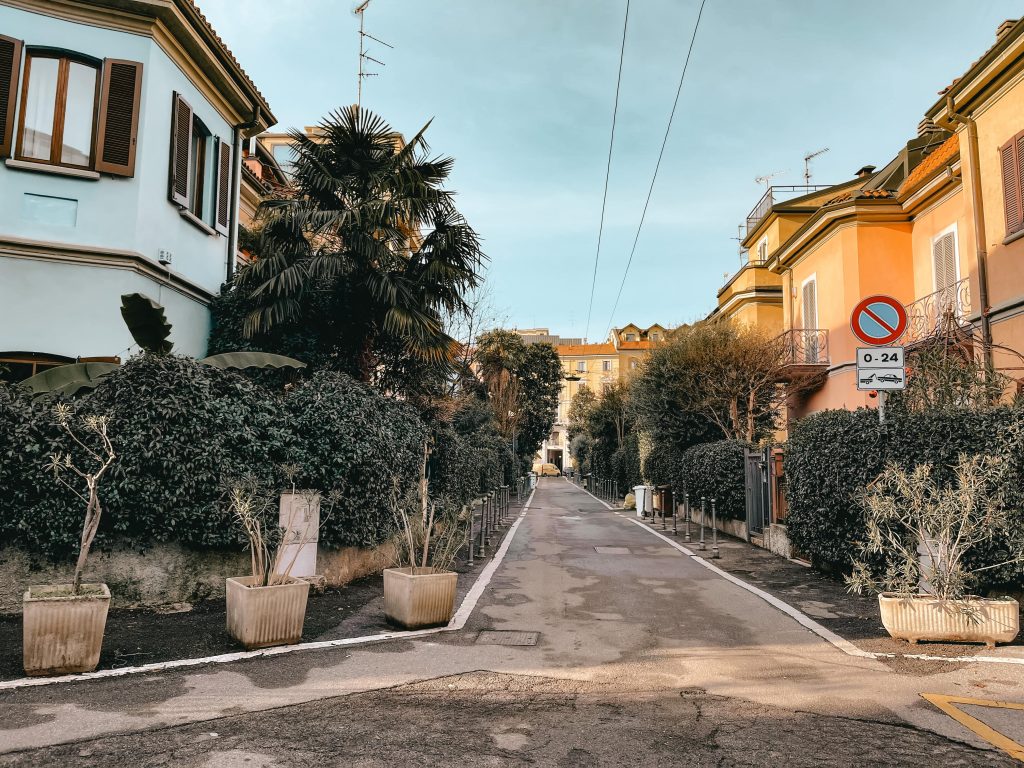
[633,515,1024,663]
[0,494,530,683]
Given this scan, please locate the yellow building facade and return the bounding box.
[528,324,667,469]
[711,18,1024,430]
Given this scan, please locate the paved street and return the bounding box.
[1,479,1021,766]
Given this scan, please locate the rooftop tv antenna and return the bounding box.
[355,0,393,107]
[755,170,784,189]
[803,147,829,184]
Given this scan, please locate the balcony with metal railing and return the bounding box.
[779,328,830,367]
[746,185,833,235]
[903,278,972,346]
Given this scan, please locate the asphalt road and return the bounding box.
[1,479,1020,766]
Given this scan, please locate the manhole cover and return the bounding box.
[594,546,630,554]
[475,630,540,646]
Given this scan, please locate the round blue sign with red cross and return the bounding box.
[851,295,908,346]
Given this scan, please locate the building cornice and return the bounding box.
[770,199,908,271]
[927,20,1024,125]
[1,0,275,130]
[0,234,213,304]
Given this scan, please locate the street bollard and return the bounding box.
[699,496,707,551]
[684,492,691,543]
[613,480,618,506]
[672,488,678,536]
[468,499,476,565]
[711,498,720,559]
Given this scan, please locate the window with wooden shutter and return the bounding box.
[932,231,957,292]
[1000,132,1024,238]
[169,92,192,207]
[215,139,231,234]
[95,59,142,177]
[0,35,22,158]
[802,278,819,363]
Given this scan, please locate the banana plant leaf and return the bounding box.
[120,293,173,354]
[198,352,306,370]
[20,362,121,397]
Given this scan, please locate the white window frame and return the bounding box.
[756,236,769,263]
[931,223,960,292]
[800,274,818,329]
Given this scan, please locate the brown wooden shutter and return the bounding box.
[1001,137,1022,236]
[168,92,193,207]
[215,139,231,234]
[94,59,143,176]
[0,35,23,159]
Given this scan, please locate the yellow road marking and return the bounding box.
[922,693,1024,762]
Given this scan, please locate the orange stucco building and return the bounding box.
[714,18,1024,430]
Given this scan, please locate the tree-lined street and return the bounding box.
[2,479,1018,766]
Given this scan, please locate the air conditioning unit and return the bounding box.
[158,249,173,266]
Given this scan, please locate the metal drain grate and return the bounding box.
[475,630,540,646]
[594,546,630,554]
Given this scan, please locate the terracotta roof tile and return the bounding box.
[898,134,959,194]
[823,188,896,206]
[186,1,273,117]
[556,344,616,356]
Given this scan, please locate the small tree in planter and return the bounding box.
[23,405,117,675]
[225,478,338,649]
[383,444,469,629]
[848,455,1022,647]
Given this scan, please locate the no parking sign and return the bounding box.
[851,295,908,346]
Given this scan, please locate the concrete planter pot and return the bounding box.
[383,567,458,629]
[23,583,110,676]
[226,576,310,650]
[878,593,1020,647]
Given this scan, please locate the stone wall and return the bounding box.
[677,503,748,541]
[0,540,398,613]
[764,524,794,559]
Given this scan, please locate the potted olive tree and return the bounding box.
[383,446,468,629]
[23,405,117,676]
[225,479,332,649]
[848,455,1021,647]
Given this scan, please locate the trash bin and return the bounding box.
[653,485,673,517]
[633,485,653,518]
[528,472,537,489]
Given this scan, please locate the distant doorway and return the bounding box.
[546,448,563,471]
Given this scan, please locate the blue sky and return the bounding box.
[202,0,1021,340]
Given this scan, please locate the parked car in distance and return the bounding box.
[532,463,562,477]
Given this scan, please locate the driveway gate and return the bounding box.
[744,446,771,539]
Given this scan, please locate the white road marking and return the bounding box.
[0,489,537,691]
[574,478,1024,668]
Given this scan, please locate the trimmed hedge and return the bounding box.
[0,356,471,560]
[676,440,749,521]
[786,407,1024,585]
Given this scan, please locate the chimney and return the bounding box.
[996,19,1017,41]
[918,117,939,136]
[855,165,876,179]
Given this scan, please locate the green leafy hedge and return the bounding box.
[786,407,1024,585]
[0,357,477,560]
[676,440,749,520]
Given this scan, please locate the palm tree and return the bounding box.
[238,106,485,384]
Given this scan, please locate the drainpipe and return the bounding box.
[226,105,261,282]
[945,95,994,367]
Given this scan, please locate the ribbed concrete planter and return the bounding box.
[23,583,110,676]
[226,576,310,650]
[383,567,458,629]
[879,593,1020,647]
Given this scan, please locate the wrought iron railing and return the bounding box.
[780,328,830,366]
[903,278,972,346]
[745,185,833,234]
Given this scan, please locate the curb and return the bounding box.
[577,479,1024,669]
[0,490,535,691]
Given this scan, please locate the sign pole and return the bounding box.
[878,391,886,424]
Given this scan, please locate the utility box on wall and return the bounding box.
[276,492,320,579]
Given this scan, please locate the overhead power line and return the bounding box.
[583,0,631,344]
[603,0,708,338]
